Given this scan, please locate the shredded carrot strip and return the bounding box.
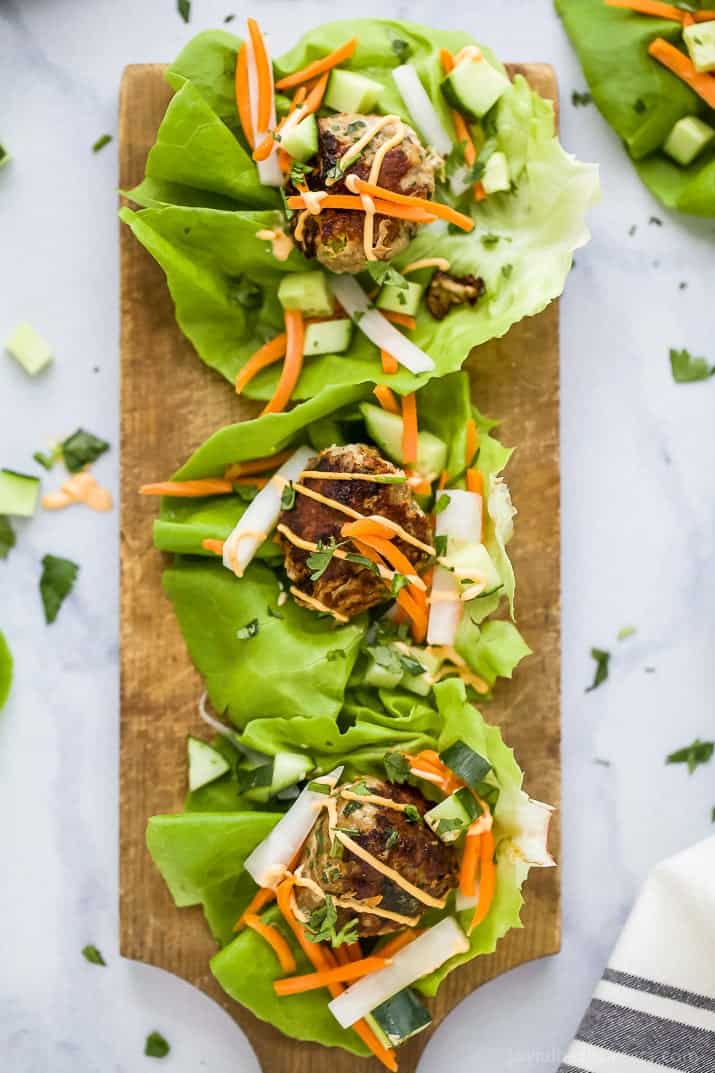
[373,384,401,414]
[349,178,475,232]
[262,311,304,415]
[274,956,388,995]
[376,928,424,960]
[247,18,272,133]
[235,44,254,148]
[380,349,399,374]
[288,85,307,113]
[275,880,397,1071]
[382,311,417,330]
[437,470,448,491]
[275,37,358,90]
[202,538,225,556]
[224,449,295,480]
[605,0,715,20]
[235,334,287,395]
[345,940,363,961]
[342,518,396,541]
[401,392,418,466]
[439,48,455,74]
[469,829,496,933]
[233,475,270,488]
[474,182,487,202]
[286,193,437,223]
[302,70,330,113]
[253,132,277,162]
[235,887,276,931]
[466,469,483,496]
[648,37,715,108]
[244,913,297,974]
[460,832,481,898]
[407,470,432,495]
[334,944,353,966]
[139,479,234,497]
[465,417,479,467]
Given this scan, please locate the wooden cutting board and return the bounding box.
[119,61,561,1073]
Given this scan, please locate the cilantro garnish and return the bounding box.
[81,944,106,966]
[399,653,425,677]
[391,38,412,61]
[307,537,340,580]
[434,493,451,515]
[280,481,296,510]
[666,739,714,775]
[617,626,636,641]
[404,805,421,824]
[92,134,112,153]
[384,751,409,784]
[305,895,359,948]
[586,648,610,692]
[436,817,464,837]
[390,572,410,596]
[177,0,191,22]
[40,555,79,624]
[60,429,110,473]
[145,1032,170,1059]
[434,534,448,558]
[571,90,592,107]
[385,828,400,850]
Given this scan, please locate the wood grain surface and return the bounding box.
[119,61,561,1073]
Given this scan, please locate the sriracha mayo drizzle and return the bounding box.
[42,470,113,513]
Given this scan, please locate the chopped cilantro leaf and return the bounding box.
[571,90,592,107]
[434,493,451,515]
[649,216,662,226]
[434,534,448,558]
[350,781,372,796]
[280,481,296,510]
[236,619,259,640]
[404,804,421,824]
[586,648,610,692]
[306,895,359,947]
[177,0,190,22]
[666,739,713,775]
[390,572,410,596]
[501,263,514,280]
[61,429,110,473]
[391,38,412,62]
[307,537,340,580]
[385,828,400,850]
[436,816,465,836]
[634,98,646,114]
[145,1032,170,1059]
[343,800,361,816]
[617,626,636,641]
[40,555,79,624]
[224,14,236,23]
[384,751,409,784]
[670,348,715,384]
[82,944,106,966]
[399,653,425,676]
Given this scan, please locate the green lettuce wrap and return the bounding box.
[556,0,715,215]
[153,373,530,724]
[146,677,555,1055]
[121,19,598,400]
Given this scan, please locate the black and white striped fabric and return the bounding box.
[559,838,715,1073]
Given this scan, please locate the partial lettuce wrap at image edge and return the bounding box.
[152,373,530,725]
[146,677,554,1055]
[556,0,715,216]
[121,20,599,398]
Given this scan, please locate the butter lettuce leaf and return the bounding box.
[556,0,715,216]
[122,21,597,399]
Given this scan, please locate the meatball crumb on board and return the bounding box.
[277,444,434,621]
[294,776,460,938]
[290,113,442,274]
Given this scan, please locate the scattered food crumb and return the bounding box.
[644,666,656,674]
[634,98,646,114]
[571,90,592,107]
[593,757,611,767]
[224,12,235,21]
[649,216,663,226]
[617,626,636,641]
[679,281,688,290]
[628,224,637,236]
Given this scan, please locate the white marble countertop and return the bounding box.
[1,0,713,1070]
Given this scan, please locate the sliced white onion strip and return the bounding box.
[245,28,283,187]
[427,489,482,646]
[222,445,313,578]
[506,796,556,868]
[329,276,435,375]
[455,877,481,912]
[392,64,453,157]
[244,766,343,890]
[329,917,469,1028]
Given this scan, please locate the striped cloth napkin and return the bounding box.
[559,837,715,1073]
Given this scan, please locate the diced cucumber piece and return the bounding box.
[439,739,492,790]
[308,418,345,451]
[187,735,231,792]
[400,648,441,697]
[278,271,335,318]
[376,281,424,317]
[325,69,383,113]
[683,19,715,74]
[481,150,510,194]
[441,57,510,121]
[303,318,353,357]
[364,656,403,690]
[0,469,40,517]
[5,322,53,376]
[424,789,476,842]
[271,751,313,795]
[663,115,715,166]
[281,114,318,162]
[360,402,447,479]
[370,988,432,1048]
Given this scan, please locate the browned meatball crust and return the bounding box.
[291,113,441,274]
[425,270,486,320]
[278,444,433,620]
[295,777,460,937]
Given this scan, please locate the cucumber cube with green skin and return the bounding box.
[281,114,318,162]
[424,790,475,842]
[441,57,511,121]
[302,319,353,357]
[0,470,40,517]
[664,115,715,166]
[360,402,447,478]
[325,69,383,113]
[370,989,432,1048]
[683,20,715,73]
[364,656,403,690]
[278,271,335,317]
[376,281,425,317]
[481,150,510,194]
[5,322,53,375]
[187,736,231,792]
